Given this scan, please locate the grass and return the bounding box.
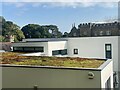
[1,52,105,68]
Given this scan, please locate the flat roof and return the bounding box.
[23,38,67,42]
[1,52,105,69]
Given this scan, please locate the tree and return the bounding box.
[0,35,5,42]
[21,24,43,38]
[21,24,63,38]
[63,32,69,37]
[2,19,25,42]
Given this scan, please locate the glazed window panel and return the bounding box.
[105,44,112,59]
[61,49,67,55]
[52,49,67,55]
[100,31,103,36]
[34,47,44,52]
[52,50,59,55]
[106,31,111,35]
[24,47,34,51]
[13,47,23,51]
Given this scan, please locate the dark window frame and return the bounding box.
[13,47,23,51]
[105,44,112,59]
[74,49,78,54]
[52,49,67,55]
[13,47,44,52]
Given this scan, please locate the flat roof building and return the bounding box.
[11,36,120,88]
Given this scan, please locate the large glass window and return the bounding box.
[34,47,44,52]
[13,47,23,51]
[60,49,67,55]
[105,44,112,59]
[13,47,44,52]
[52,49,67,55]
[52,50,59,55]
[24,47,34,51]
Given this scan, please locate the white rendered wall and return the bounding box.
[118,36,120,88]
[48,41,67,56]
[1,60,113,88]
[100,60,113,88]
[67,36,119,72]
[2,66,101,88]
[118,36,120,71]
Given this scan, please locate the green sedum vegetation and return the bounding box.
[1,52,105,68]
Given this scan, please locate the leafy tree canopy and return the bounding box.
[1,16,25,42]
[1,16,67,42]
[21,24,62,38]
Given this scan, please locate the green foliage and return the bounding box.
[1,16,67,40]
[63,32,69,37]
[1,52,105,68]
[0,35,5,42]
[1,17,25,42]
[21,24,63,38]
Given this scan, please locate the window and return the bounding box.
[13,47,23,51]
[34,47,44,52]
[24,47,34,51]
[106,31,111,35]
[105,44,112,59]
[100,31,103,36]
[52,50,59,55]
[52,49,67,55]
[60,49,67,55]
[74,49,78,54]
[13,47,44,52]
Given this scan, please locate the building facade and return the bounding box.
[1,59,113,88]
[69,22,120,37]
[12,36,120,88]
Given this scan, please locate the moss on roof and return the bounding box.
[1,52,105,68]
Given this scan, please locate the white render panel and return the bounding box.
[48,41,67,56]
[118,36,120,71]
[118,36,120,88]
[1,60,113,88]
[67,36,118,72]
[101,60,113,88]
[2,66,101,88]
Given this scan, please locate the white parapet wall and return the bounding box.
[1,59,113,88]
[100,60,113,88]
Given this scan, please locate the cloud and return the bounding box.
[14,3,25,8]
[2,0,120,2]
[2,0,119,8]
[40,2,118,8]
[3,2,26,8]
